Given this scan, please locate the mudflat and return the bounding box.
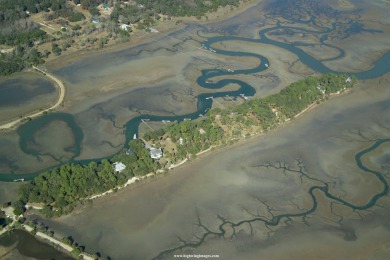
[2,0,390,258]
[32,74,390,259]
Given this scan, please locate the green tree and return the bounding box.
[12,200,25,216]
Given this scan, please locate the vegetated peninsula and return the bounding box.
[0,0,243,76]
[17,73,356,217]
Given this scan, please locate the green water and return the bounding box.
[0,229,74,259]
[0,75,56,107]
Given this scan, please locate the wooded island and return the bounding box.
[17,73,356,217]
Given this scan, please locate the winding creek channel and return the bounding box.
[0,0,390,258]
[0,3,389,180]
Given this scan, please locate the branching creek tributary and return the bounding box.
[154,138,390,258]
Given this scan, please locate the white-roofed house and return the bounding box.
[113,162,126,173]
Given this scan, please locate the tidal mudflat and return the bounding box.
[32,74,390,259]
[1,0,389,258]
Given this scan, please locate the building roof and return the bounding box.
[149,148,163,159]
[178,137,183,145]
[144,142,163,159]
[113,162,126,172]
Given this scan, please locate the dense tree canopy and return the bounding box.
[0,46,45,76]
[19,160,130,216]
[263,74,353,118]
[135,0,239,17]
[0,0,68,26]
[0,27,46,46]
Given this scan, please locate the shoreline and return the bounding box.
[86,146,214,200]
[82,87,353,204]
[0,67,66,131]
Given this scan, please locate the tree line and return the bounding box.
[135,0,240,17]
[263,73,353,118]
[0,45,47,76]
[111,0,240,27]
